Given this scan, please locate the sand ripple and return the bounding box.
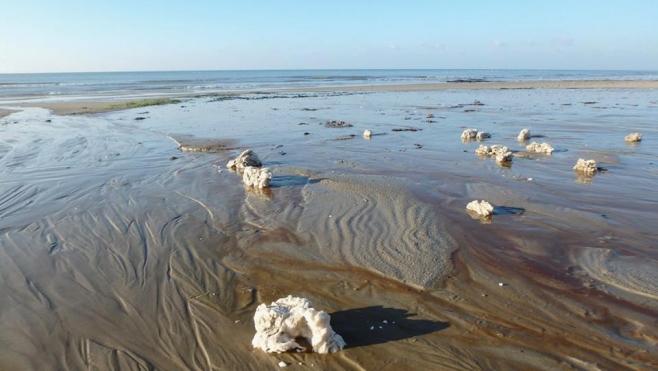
[298,175,456,288]
[578,247,658,301]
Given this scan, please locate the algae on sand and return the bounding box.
[107,98,181,111]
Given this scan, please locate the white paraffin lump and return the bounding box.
[624,133,642,142]
[461,128,478,141]
[495,151,514,163]
[243,166,272,188]
[475,144,508,157]
[252,296,346,354]
[475,144,513,163]
[525,142,554,154]
[363,129,372,139]
[476,131,491,141]
[517,128,531,141]
[466,200,494,217]
[573,158,598,175]
[227,149,262,169]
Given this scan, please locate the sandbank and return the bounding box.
[302,79,658,92]
[7,79,658,116]
[0,108,18,118]
[18,97,182,116]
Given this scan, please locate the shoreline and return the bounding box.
[3,79,658,116]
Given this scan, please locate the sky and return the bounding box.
[1,0,657,73]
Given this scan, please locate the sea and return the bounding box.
[1,69,657,100]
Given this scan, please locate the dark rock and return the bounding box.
[324,120,353,128]
[391,127,422,132]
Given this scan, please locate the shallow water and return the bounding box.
[1,89,657,370]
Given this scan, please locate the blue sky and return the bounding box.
[1,0,657,72]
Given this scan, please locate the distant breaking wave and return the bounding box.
[1,69,657,99]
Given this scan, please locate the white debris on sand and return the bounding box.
[461,128,478,141]
[525,142,554,154]
[475,144,508,157]
[242,166,272,188]
[517,128,531,141]
[363,129,372,139]
[278,361,288,368]
[227,149,262,169]
[573,158,598,175]
[495,151,514,163]
[466,200,494,217]
[475,144,513,163]
[252,296,346,354]
[476,131,491,141]
[624,133,642,142]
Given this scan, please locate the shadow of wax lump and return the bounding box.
[330,306,449,349]
[269,175,309,188]
[493,206,526,216]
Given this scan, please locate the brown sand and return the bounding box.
[302,79,658,92]
[19,97,182,116]
[0,108,18,118]
[1,87,657,370]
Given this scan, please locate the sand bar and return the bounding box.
[0,108,18,118]
[6,79,658,116]
[302,79,658,92]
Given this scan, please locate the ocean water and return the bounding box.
[1,69,657,100]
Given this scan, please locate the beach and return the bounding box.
[1,78,658,370]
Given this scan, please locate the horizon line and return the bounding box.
[2,68,658,75]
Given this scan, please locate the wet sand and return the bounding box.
[304,79,658,92]
[7,79,658,116]
[15,97,182,116]
[1,86,658,370]
[0,108,18,118]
